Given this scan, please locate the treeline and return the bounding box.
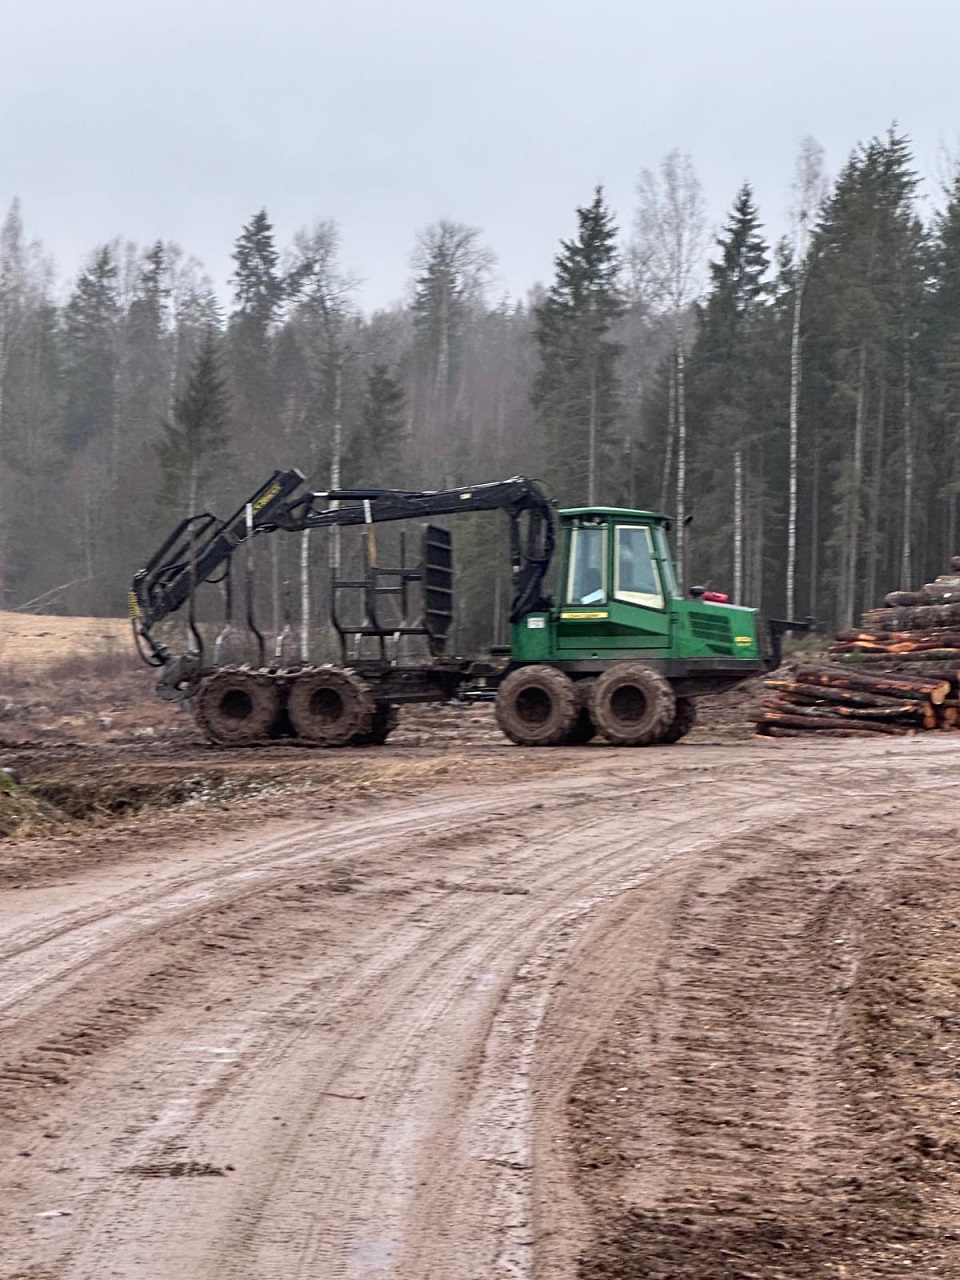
[0,127,958,646]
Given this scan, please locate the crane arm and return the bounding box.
[131,471,554,667]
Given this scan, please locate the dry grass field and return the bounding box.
[0,610,131,673]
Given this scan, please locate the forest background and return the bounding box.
[2,128,959,650]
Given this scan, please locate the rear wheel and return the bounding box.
[590,663,676,747]
[195,670,281,746]
[287,666,375,746]
[494,665,578,746]
[662,696,697,743]
[350,701,399,746]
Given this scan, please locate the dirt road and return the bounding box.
[3,736,960,1278]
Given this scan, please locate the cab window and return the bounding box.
[614,525,663,608]
[654,527,680,597]
[566,525,607,604]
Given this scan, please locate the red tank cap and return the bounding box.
[702,591,729,603]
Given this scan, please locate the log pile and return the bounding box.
[753,555,960,739]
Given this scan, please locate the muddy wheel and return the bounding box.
[350,702,399,746]
[590,663,676,747]
[661,696,697,744]
[195,670,280,746]
[564,679,596,744]
[494,665,578,746]
[287,666,375,746]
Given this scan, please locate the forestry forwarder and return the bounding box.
[131,469,804,748]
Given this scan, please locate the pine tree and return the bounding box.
[155,332,230,521]
[533,187,624,504]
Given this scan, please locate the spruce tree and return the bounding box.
[688,185,774,602]
[533,187,624,504]
[922,173,960,559]
[345,364,406,486]
[61,246,120,454]
[155,332,230,521]
[228,209,285,431]
[805,132,923,623]
[409,220,493,471]
[122,241,171,446]
[231,209,284,332]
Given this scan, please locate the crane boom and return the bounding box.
[131,471,555,668]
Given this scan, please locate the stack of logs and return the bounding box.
[754,556,960,739]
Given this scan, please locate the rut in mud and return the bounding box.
[2,734,960,1278]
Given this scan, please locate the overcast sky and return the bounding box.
[3,0,958,312]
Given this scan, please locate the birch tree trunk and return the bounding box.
[742,448,747,606]
[675,327,688,589]
[659,355,677,514]
[299,530,311,662]
[587,355,598,505]
[631,151,706,582]
[785,137,825,619]
[0,199,27,608]
[786,274,805,618]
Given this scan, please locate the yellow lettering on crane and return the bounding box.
[252,482,282,514]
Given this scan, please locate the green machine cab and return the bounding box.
[511,506,764,689]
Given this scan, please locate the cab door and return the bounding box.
[556,521,669,654]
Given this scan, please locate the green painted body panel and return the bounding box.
[508,508,763,668]
[510,600,761,663]
[512,612,554,662]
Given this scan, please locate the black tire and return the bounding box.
[661,696,697,744]
[564,679,596,744]
[590,663,676,747]
[195,670,281,746]
[494,665,578,746]
[350,701,399,746]
[287,666,375,746]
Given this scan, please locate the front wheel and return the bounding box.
[589,663,676,747]
[494,666,578,746]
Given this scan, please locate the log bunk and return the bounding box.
[753,556,960,739]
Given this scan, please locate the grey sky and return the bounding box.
[3,0,957,311]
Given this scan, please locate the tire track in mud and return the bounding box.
[548,771,960,1278]
[2,739,957,1279]
[58,803,795,1280]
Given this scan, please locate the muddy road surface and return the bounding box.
[4,734,960,1278]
